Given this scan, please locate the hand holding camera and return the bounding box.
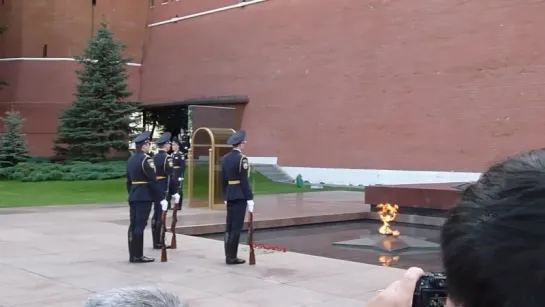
[367,268,448,307]
[412,272,447,307]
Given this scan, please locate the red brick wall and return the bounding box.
[148,0,234,24]
[0,0,22,58]
[0,0,147,156]
[4,0,545,170]
[0,0,148,61]
[141,0,545,171]
[0,60,141,156]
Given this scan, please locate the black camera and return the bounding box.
[412,272,448,307]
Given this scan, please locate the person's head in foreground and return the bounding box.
[82,287,188,307]
[368,149,545,307]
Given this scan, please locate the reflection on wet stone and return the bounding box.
[334,235,439,254]
[201,220,443,272]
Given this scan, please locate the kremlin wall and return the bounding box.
[1,0,545,185]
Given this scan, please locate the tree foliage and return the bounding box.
[53,22,141,161]
[0,111,29,167]
[147,106,189,138]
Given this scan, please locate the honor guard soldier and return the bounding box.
[126,131,168,263]
[221,130,255,265]
[170,139,185,209]
[181,131,190,160]
[151,132,179,249]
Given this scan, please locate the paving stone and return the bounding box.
[0,192,404,306]
[223,283,337,306]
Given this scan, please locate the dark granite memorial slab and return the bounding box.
[364,182,475,210]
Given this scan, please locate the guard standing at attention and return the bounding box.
[151,132,178,249]
[180,130,190,160]
[170,139,185,209]
[221,130,255,265]
[126,131,168,263]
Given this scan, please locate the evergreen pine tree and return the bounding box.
[53,21,140,161]
[0,111,30,167]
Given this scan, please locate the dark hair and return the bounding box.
[441,149,545,307]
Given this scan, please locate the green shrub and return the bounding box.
[26,156,52,164]
[0,166,15,178]
[0,160,127,182]
[9,171,25,180]
[62,173,77,181]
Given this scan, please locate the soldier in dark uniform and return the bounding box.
[221,130,255,265]
[126,131,168,263]
[170,139,185,209]
[180,130,190,160]
[151,132,174,249]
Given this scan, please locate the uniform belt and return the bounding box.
[132,181,148,184]
[157,176,167,179]
[173,166,180,169]
[228,180,241,185]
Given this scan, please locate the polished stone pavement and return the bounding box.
[0,193,408,307]
[202,221,443,272]
[113,191,368,235]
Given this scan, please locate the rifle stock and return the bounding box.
[160,210,168,262]
[248,211,255,265]
[169,202,179,249]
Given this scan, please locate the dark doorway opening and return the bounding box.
[139,95,248,156]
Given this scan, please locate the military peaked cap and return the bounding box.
[133,131,151,145]
[155,132,172,145]
[171,138,181,146]
[227,130,246,145]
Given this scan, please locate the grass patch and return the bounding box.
[0,165,362,208]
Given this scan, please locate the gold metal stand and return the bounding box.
[187,127,235,210]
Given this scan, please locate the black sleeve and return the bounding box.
[169,175,179,196]
[143,157,164,203]
[166,155,178,195]
[180,158,186,180]
[180,158,186,195]
[172,167,182,192]
[239,156,254,201]
[221,159,228,199]
[125,168,131,194]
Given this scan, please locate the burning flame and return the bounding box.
[379,255,400,267]
[377,203,400,236]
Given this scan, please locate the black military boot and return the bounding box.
[130,234,155,263]
[226,233,246,265]
[128,230,135,262]
[177,194,184,210]
[224,232,231,260]
[152,221,163,249]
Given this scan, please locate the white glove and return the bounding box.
[178,177,183,182]
[247,200,255,213]
[172,193,180,203]
[224,201,227,205]
[160,199,168,211]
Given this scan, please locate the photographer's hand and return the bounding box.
[367,267,424,307]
